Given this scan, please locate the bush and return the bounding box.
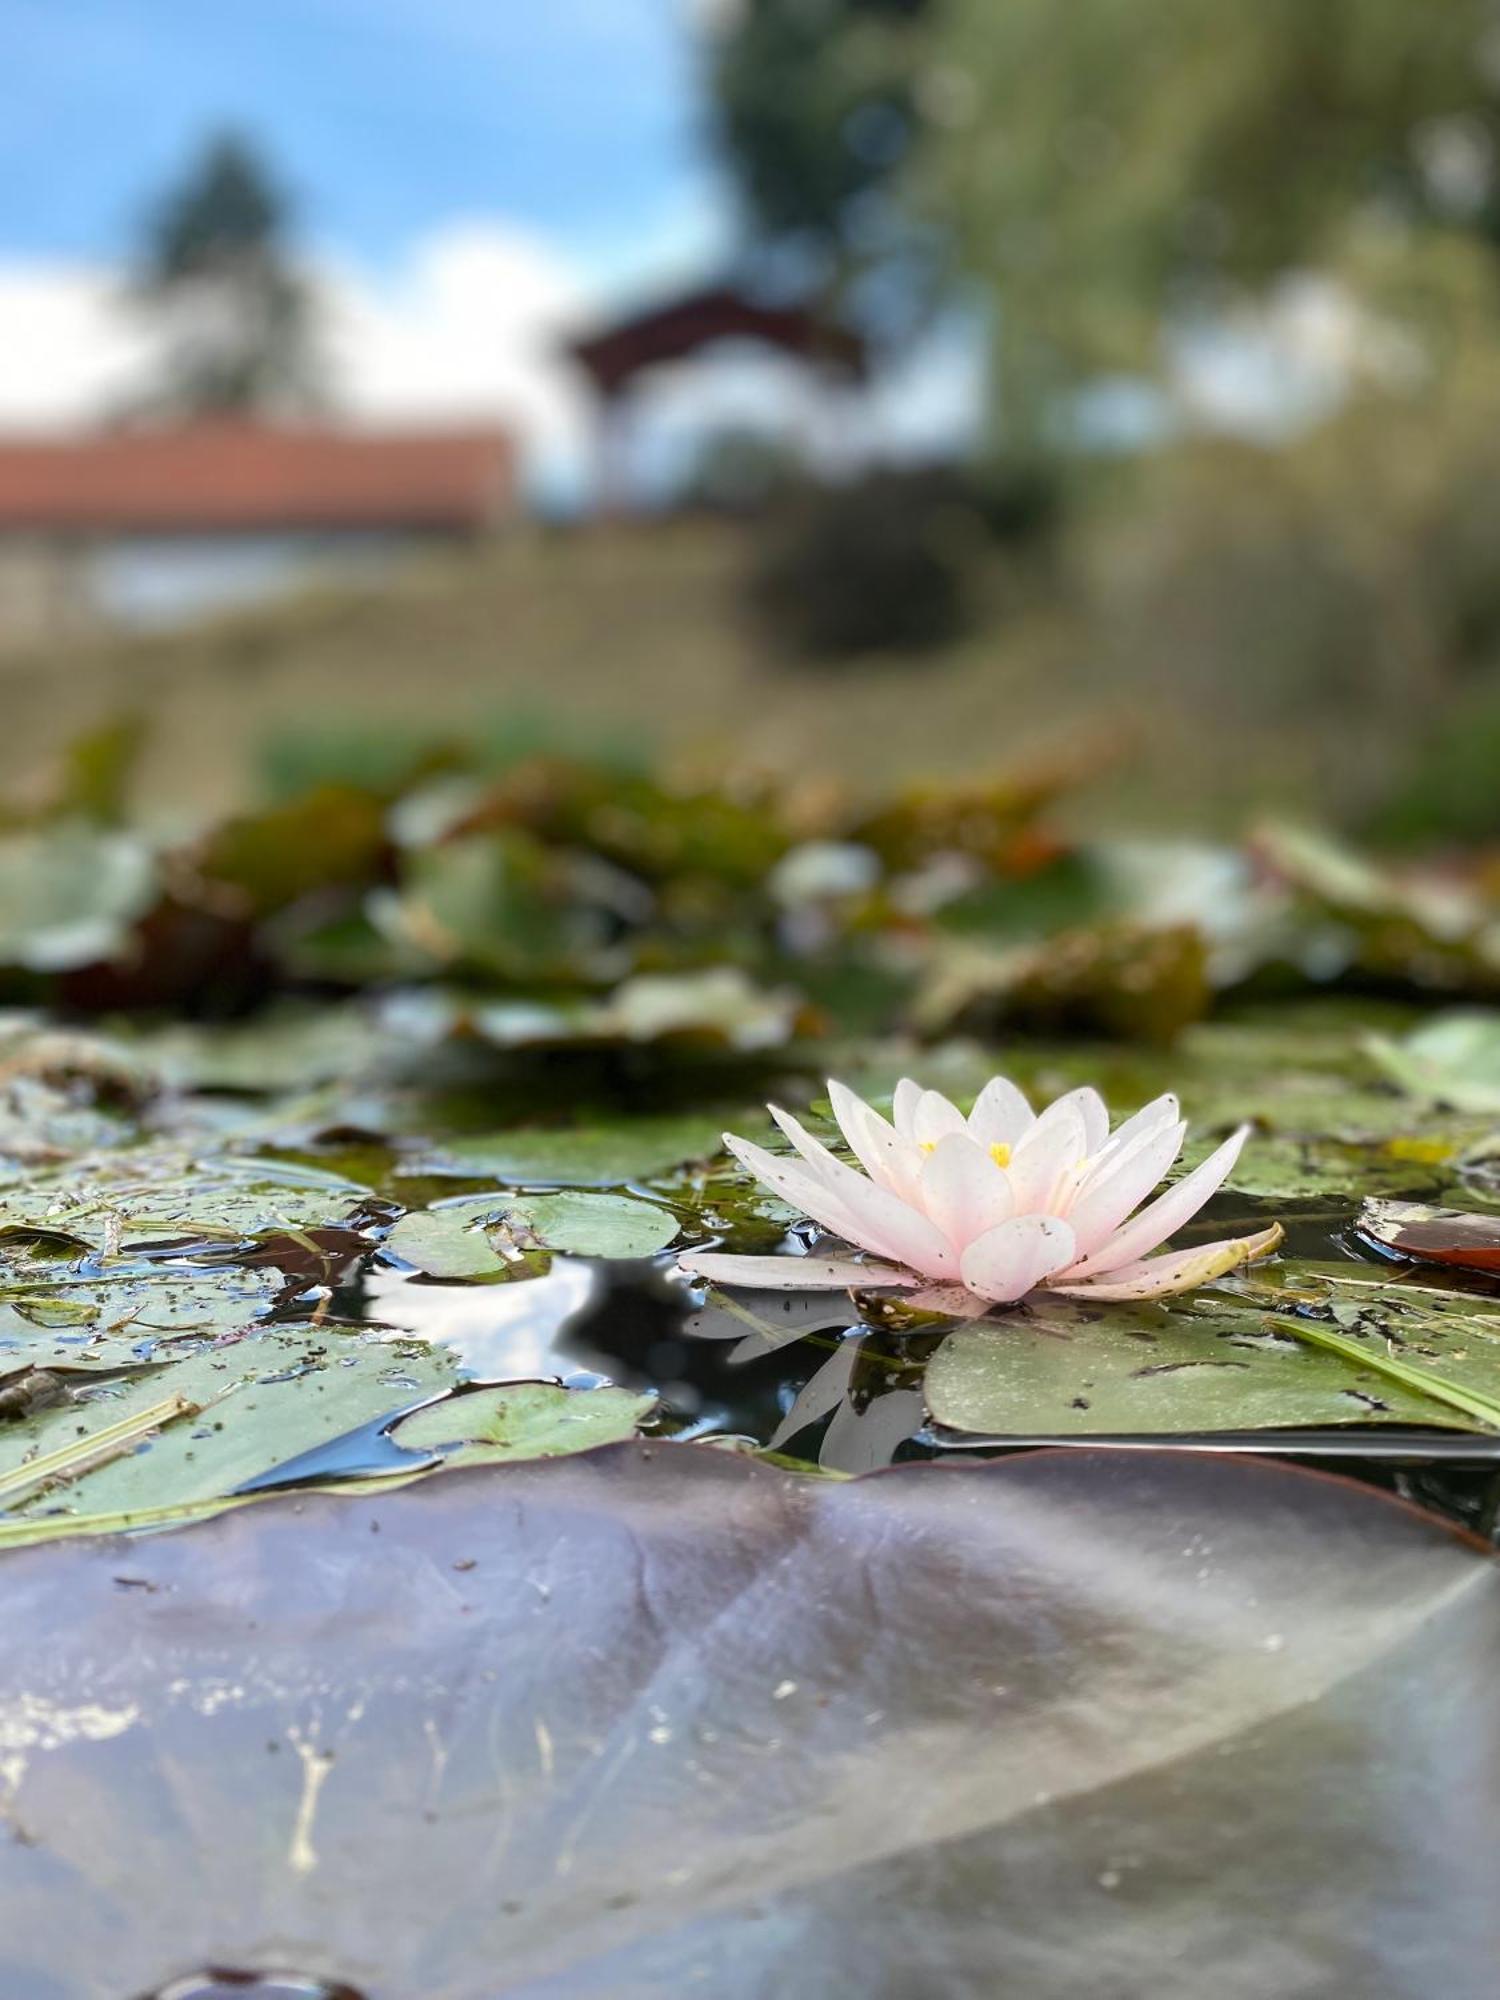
[1367,677,1500,849]
[748,466,1012,660]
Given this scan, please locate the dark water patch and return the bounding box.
[137,1973,367,2000]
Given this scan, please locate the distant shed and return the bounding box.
[566,282,867,510]
[0,421,516,640]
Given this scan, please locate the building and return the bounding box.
[0,420,515,644]
[566,282,867,513]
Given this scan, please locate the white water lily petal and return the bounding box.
[1008,1105,1088,1211]
[1087,1093,1180,1178]
[966,1076,1034,1150]
[679,1251,911,1291]
[902,1283,993,1319]
[919,1133,1014,1252]
[912,1088,968,1148]
[827,1080,923,1201]
[891,1078,923,1138]
[1046,1223,1284,1301]
[768,1107,960,1278]
[1042,1086,1110,1156]
[1060,1125,1253,1279]
[1066,1118,1187,1260]
[702,1078,1268,1309]
[960,1214,1077,1304]
[723,1135,874,1247]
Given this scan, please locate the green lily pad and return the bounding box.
[0,1148,372,1251]
[422,1111,737,1187]
[0,1325,459,1522]
[387,1189,680,1275]
[0,824,157,973]
[925,1257,1500,1438]
[0,1266,277,1376]
[1366,1010,1500,1114]
[390,1381,653,1462]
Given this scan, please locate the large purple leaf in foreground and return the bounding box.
[0,1445,1496,1999]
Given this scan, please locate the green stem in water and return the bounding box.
[1268,1314,1500,1432]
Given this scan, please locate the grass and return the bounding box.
[0,518,1396,832]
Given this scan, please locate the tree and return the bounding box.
[130,131,322,419]
[921,0,1500,446]
[707,0,942,343]
[710,0,1500,453]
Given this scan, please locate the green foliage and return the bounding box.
[710,0,936,268]
[748,469,981,657]
[924,0,1500,434]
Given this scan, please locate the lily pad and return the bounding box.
[0,1448,1494,1996]
[388,1190,679,1275]
[0,824,157,973]
[390,1381,653,1461]
[926,1256,1500,1437]
[1366,1010,1500,1113]
[0,1265,276,1376]
[0,1148,372,1251]
[423,1111,737,1187]
[0,1325,459,1525]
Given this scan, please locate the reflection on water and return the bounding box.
[140,1973,367,2000]
[361,1254,929,1468]
[367,1257,604,1384]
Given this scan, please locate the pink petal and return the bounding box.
[966,1075,1034,1150]
[891,1078,923,1138]
[1065,1118,1187,1259]
[959,1214,1077,1304]
[1059,1124,1253,1279]
[912,1087,968,1147]
[902,1283,993,1318]
[1090,1093,1180,1174]
[1007,1104,1088,1211]
[1042,1085,1110,1155]
[679,1251,912,1291]
[1045,1223,1283,1301]
[723,1134,873,1245]
[767,1107,961,1279]
[827,1079,923,1201]
[919,1132,1014,1251]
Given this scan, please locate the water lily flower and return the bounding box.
[679,1077,1281,1314]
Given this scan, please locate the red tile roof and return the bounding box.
[0,422,515,536]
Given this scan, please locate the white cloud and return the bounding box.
[0,222,596,497]
[0,214,988,511]
[321,222,593,495]
[0,264,155,429]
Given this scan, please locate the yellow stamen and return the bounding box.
[989,1141,1012,1168]
[919,1139,936,1154]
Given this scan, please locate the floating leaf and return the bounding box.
[422,1112,737,1187]
[0,824,157,973]
[1355,1198,1500,1275]
[0,1448,1494,1995]
[390,1381,653,1462]
[389,1190,679,1275]
[1366,1011,1500,1113]
[0,1326,458,1526]
[0,1148,372,1251]
[928,1254,1500,1437]
[0,1265,276,1376]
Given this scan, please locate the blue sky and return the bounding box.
[4,0,730,280]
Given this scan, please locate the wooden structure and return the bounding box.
[567,283,866,511]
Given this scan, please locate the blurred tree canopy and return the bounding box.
[710,0,1500,448]
[709,0,942,339]
[130,131,321,419]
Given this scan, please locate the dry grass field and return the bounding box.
[0,518,1366,833]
